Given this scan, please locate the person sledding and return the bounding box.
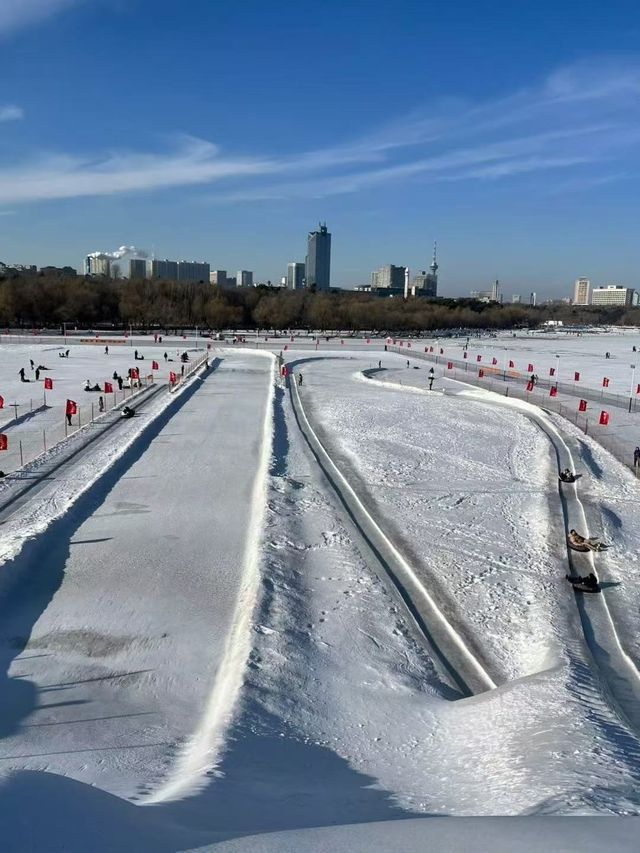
[566,572,601,593]
[568,528,608,552]
[559,468,577,483]
[121,405,135,419]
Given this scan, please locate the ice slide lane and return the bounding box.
[364,370,640,733]
[289,374,496,697]
[0,353,274,802]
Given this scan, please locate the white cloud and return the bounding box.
[0,0,82,36]
[0,104,23,121]
[1,60,639,205]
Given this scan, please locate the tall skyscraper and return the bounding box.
[306,223,331,290]
[573,277,591,305]
[287,262,305,290]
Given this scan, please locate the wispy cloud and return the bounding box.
[1,60,639,205]
[0,0,83,36]
[0,104,24,122]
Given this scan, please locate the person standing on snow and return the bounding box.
[98,396,105,413]
[634,447,640,468]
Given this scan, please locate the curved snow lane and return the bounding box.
[0,353,273,800]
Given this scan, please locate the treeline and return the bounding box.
[1,273,639,332]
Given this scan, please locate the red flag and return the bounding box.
[152,360,159,370]
[550,386,558,397]
[104,382,113,394]
[492,357,497,365]
[463,351,468,359]
[66,399,77,416]
[447,361,453,369]
[399,341,404,347]
[169,371,177,384]
[526,381,534,392]
[407,342,412,348]
[579,399,587,412]
[602,377,609,388]
[439,348,444,355]
[44,377,53,390]
[527,363,534,373]
[0,395,4,409]
[478,369,484,378]
[574,372,580,381]
[637,384,640,395]
[549,367,555,376]
[476,355,482,362]
[599,410,610,426]
[424,347,428,353]
[0,434,7,451]
[131,367,140,379]
[509,360,514,368]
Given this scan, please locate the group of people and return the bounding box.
[561,467,606,592]
[58,349,70,358]
[18,363,50,382]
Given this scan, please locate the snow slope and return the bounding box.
[0,354,272,802]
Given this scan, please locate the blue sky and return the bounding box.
[1,0,640,297]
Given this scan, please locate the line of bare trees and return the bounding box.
[1,273,639,332]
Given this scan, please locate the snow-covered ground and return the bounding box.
[0,342,639,849]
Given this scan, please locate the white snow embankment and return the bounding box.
[290,375,496,696]
[365,370,640,731]
[144,354,276,803]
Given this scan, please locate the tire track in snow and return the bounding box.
[143,354,276,804]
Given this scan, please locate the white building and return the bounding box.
[573,277,591,305]
[591,285,635,307]
[287,262,305,290]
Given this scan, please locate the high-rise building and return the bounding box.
[412,245,439,297]
[591,285,635,306]
[287,262,305,290]
[236,270,253,288]
[511,294,521,304]
[129,258,147,279]
[573,277,591,305]
[85,256,111,277]
[177,261,210,282]
[306,223,331,290]
[371,264,406,289]
[149,259,179,279]
[211,270,227,286]
[529,292,537,306]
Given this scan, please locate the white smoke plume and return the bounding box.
[88,245,148,260]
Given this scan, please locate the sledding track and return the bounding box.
[289,374,497,697]
[0,354,274,801]
[361,369,640,733]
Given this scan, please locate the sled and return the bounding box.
[559,475,577,484]
[567,578,601,594]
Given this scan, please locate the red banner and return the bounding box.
[550,387,558,397]
[104,382,113,394]
[66,399,77,416]
[579,399,587,412]
[169,371,178,384]
[447,361,453,369]
[599,410,610,426]
[549,367,555,376]
[44,377,53,390]
[509,360,514,368]
[477,355,482,362]
[429,346,433,352]
[602,377,609,387]
[527,363,534,373]
[526,381,534,392]
[574,372,580,381]
[131,368,140,379]
[478,369,484,378]
[439,348,444,355]
[0,434,7,451]
[492,357,497,365]
[0,395,4,409]
[152,360,159,370]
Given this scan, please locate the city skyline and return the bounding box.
[1,1,640,296]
